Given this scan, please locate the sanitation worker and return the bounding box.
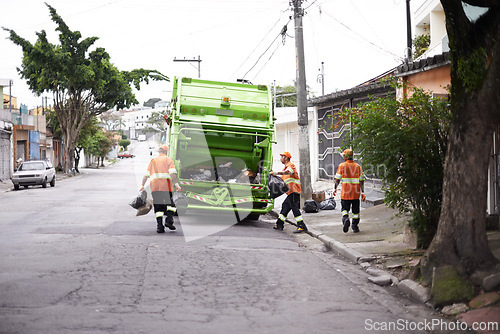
[140,145,182,233]
[333,149,366,233]
[271,152,308,233]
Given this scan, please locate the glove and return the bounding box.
[361,193,366,202]
[175,183,182,191]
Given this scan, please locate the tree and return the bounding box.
[142,111,168,134]
[84,129,114,168]
[3,4,168,174]
[76,117,102,172]
[413,34,430,59]
[340,85,450,249]
[418,0,500,285]
[118,139,131,151]
[275,83,315,107]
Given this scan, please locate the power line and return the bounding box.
[230,14,285,80]
[241,20,291,81]
[321,9,404,62]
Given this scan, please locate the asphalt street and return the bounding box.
[0,142,448,334]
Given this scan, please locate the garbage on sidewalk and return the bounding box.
[303,190,336,212]
[319,197,336,210]
[303,199,320,213]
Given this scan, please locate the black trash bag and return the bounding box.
[129,190,147,209]
[303,199,320,213]
[267,174,289,199]
[319,197,336,210]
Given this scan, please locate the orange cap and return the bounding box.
[343,148,353,159]
[280,151,292,159]
[159,145,168,152]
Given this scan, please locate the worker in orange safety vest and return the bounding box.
[333,149,366,233]
[271,151,308,233]
[140,145,182,233]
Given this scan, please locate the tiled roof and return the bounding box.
[309,81,394,106]
[395,52,450,77]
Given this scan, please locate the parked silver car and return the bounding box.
[11,160,56,190]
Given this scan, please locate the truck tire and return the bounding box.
[42,178,47,188]
[50,176,56,187]
[14,184,19,190]
[245,213,260,221]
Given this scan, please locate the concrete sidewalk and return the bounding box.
[271,180,500,333]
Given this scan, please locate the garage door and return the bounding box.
[0,131,11,181]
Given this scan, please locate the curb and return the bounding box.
[272,209,432,306]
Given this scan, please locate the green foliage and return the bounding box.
[2,4,168,171]
[413,34,430,59]
[275,83,315,107]
[142,111,168,134]
[84,129,115,159]
[457,47,488,94]
[338,85,451,248]
[118,139,131,150]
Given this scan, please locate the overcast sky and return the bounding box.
[1,0,418,109]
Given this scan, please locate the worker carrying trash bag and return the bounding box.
[140,145,182,233]
[270,152,308,233]
[333,149,366,233]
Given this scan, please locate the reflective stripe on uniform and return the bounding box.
[295,215,303,222]
[342,210,349,217]
[156,211,164,218]
[167,206,177,212]
[278,214,286,221]
[168,168,177,174]
[150,173,172,180]
[352,213,360,219]
[284,178,301,185]
[341,178,360,184]
[335,173,342,180]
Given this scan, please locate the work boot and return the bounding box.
[164,215,176,230]
[293,222,308,233]
[352,220,360,233]
[342,216,350,233]
[273,219,284,230]
[156,222,165,233]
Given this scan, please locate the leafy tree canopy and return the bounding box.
[2,3,169,172]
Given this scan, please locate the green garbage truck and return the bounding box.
[166,77,275,219]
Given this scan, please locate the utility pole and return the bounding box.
[406,0,412,62]
[293,0,312,202]
[173,55,202,78]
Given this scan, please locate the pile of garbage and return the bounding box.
[182,162,261,184]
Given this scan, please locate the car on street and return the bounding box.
[11,160,56,190]
[118,151,135,158]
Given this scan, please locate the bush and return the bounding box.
[338,83,451,248]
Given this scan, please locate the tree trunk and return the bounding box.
[417,0,500,285]
[62,127,78,175]
[419,106,498,285]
